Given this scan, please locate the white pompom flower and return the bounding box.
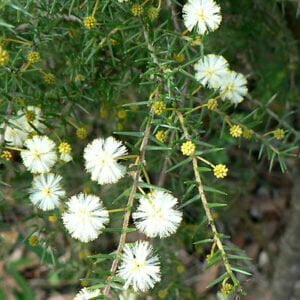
[84,137,128,185]
[62,193,109,243]
[21,136,57,174]
[195,54,229,89]
[133,191,182,238]
[220,71,248,104]
[117,241,161,292]
[183,0,222,35]
[29,173,65,211]
[74,288,101,300]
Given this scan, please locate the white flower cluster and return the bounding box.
[183,0,248,104]
[81,137,182,292]
[6,131,181,294]
[0,106,74,212]
[194,54,248,104]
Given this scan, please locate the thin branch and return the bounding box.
[176,111,239,287]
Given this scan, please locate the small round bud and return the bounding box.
[181,141,196,156]
[28,51,40,63]
[28,235,39,246]
[213,164,228,179]
[155,130,167,143]
[173,53,185,63]
[59,142,72,154]
[147,6,159,21]
[44,73,56,84]
[176,265,185,274]
[221,283,234,295]
[76,127,88,139]
[1,151,12,161]
[152,101,166,115]
[243,128,254,139]
[117,109,127,119]
[207,98,218,110]
[83,16,97,29]
[131,4,144,16]
[0,46,9,66]
[230,125,242,138]
[80,280,89,287]
[48,215,58,223]
[273,128,285,140]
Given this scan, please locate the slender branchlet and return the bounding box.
[177,111,239,288]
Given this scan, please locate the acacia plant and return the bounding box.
[0,0,298,299]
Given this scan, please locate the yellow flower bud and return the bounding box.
[76,127,88,139]
[59,142,72,154]
[44,73,56,84]
[273,128,285,140]
[28,51,40,63]
[131,4,144,16]
[181,141,196,156]
[155,130,167,143]
[213,164,228,179]
[0,46,9,66]
[152,101,166,115]
[207,98,218,110]
[28,235,39,246]
[1,151,12,161]
[83,16,97,29]
[230,125,242,138]
[147,6,159,21]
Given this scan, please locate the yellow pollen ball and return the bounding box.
[81,280,89,287]
[28,51,40,63]
[221,283,234,295]
[177,265,185,273]
[117,109,127,119]
[152,101,166,115]
[44,73,56,84]
[0,46,9,66]
[1,151,12,161]
[173,53,185,63]
[181,141,196,156]
[273,128,285,140]
[230,125,242,138]
[131,4,144,16]
[155,130,167,143]
[48,215,58,223]
[147,7,159,21]
[76,127,88,139]
[207,98,218,110]
[213,164,228,179]
[28,235,39,246]
[59,142,71,154]
[243,128,254,139]
[83,16,97,29]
